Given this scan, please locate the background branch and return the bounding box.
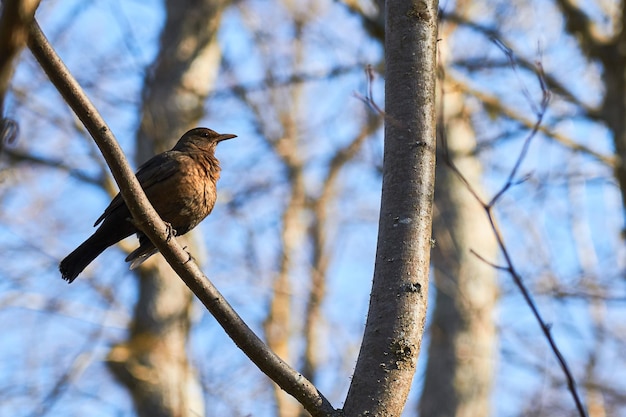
[0,0,40,110]
[441,66,589,417]
[452,78,614,167]
[0,0,40,148]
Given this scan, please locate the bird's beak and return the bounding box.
[218,133,237,142]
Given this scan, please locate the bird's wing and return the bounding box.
[94,152,182,226]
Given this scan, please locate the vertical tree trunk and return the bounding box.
[343,0,439,414]
[264,163,306,417]
[419,87,498,417]
[0,0,40,116]
[556,0,626,225]
[106,1,231,416]
[600,49,626,225]
[260,20,308,416]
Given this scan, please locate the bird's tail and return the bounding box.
[59,234,110,283]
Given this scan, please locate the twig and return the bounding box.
[449,76,614,167]
[354,65,405,129]
[440,53,589,417]
[26,19,338,417]
[442,9,602,121]
[26,321,105,417]
[354,65,386,115]
[489,63,550,206]
[469,249,508,271]
[4,147,103,185]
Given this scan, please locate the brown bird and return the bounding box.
[59,127,236,283]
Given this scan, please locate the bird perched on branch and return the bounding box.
[59,127,236,283]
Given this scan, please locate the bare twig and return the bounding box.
[440,56,589,417]
[449,77,615,167]
[3,147,103,185]
[489,63,550,205]
[469,249,508,271]
[354,65,406,130]
[27,20,338,417]
[26,322,106,417]
[354,65,386,115]
[441,9,602,121]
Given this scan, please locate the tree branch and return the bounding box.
[553,0,605,58]
[343,0,438,414]
[450,77,615,168]
[441,66,589,417]
[4,147,103,185]
[27,20,338,417]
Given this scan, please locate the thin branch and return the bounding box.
[488,65,550,206]
[441,9,602,121]
[544,288,626,303]
[452,57,601,120]
[469,249,508,271]
[221,63,365,98]
[26,322,106,417]
[27,20,338,417]
[354,65,404,129]
[440,55,589,417]
[449,77,615,168]
[354,65,386,116]
[4,147,103,185]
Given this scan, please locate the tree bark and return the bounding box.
[343,0,439,414]
[106,1,231,416]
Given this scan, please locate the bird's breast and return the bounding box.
[148,156,218,235]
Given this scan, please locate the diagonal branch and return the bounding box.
[27,19,338,417]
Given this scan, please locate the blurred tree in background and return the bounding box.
[0,0,624,416]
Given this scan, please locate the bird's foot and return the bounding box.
[182,246,194,264]
[164,222,177,242]
[127,218,177,242]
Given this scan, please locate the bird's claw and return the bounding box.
[164,222,177,242]
[182,246,193,264]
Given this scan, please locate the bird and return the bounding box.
[59,127,236,283]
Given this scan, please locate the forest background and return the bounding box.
[0,0,625,416]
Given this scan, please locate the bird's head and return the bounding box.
[173,127,237,151]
